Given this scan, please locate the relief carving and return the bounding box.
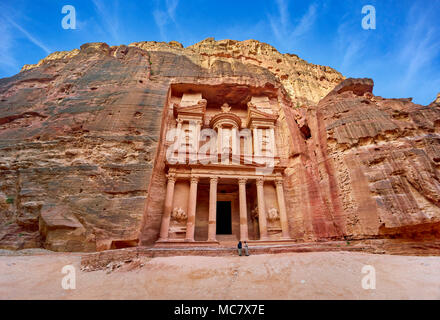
[267,207,279,221]
[171,207,187,222]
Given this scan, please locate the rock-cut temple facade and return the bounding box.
[154,91,290,245]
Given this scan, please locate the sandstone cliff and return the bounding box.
[1,38,439,251]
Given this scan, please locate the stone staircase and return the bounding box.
[80,239,440,271]
[80,240,370,271]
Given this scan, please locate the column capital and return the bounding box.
[190,176,199,184]
[238,178,247,185]
[210,176,219,184]
[275,178,283,187]
[166,173,177,183]
[256,177,264,186]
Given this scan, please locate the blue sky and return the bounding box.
[0,0,439,105]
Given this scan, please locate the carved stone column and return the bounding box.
[217,126,223,154]
[194,120,202,153]
[253,127,261,157]
[176,118,183,148]
[185,176,199,241]
[275,179,290,239]
[256,177,268,240]
[189,120,202,163]
[208,176,218,241]
[158,173,176,241]
[232,127,238,155]
[176,118,185,163]
[238,178,249,241]
[176,118,183,133]
[269,127,276,157]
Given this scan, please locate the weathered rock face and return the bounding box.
[308,79,440,240]
[1,39,439,252]
[23,38,344,106]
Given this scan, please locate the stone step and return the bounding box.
[80,241,372,271]
[80,239,440,271]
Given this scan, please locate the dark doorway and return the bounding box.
[216,201,232,234]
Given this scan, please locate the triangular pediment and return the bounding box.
[246,106,278,127]
[173,99,207,118]
[247,107,278,119]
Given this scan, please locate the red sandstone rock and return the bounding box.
[0,39,439,252]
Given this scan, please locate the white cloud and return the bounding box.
[166,0,179,22]
[93,0,121,43]
[397,3,440,90]
[0,16,19,72]
[153,9,169,40]
[335,19,368,72]
[269,1,318,46]
[4,16,50,55]
[0,5,51,75]
[153,0,180,41]
[292,3,317,38]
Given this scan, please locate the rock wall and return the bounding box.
[1,39,439,251]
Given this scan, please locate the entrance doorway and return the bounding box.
[216,201,232,234]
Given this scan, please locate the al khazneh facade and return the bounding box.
[153,88,291,244]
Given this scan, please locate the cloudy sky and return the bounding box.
[0,0,439,105]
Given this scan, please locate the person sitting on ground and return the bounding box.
[237,241,242,256]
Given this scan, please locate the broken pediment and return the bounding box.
[173,92,207,120]
[246,104,278,128]
[249,96,274,114]
[180,92,203,107]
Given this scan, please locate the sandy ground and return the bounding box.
[0,251,439,299]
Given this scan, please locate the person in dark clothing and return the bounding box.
[237,241,242,256]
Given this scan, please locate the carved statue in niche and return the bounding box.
[247,101,256,109]
[171,207,187,222]
[197,98,208,107]
[221,103,231,113]
[222,128,232,153]
[261,131,272,154]
[251,205,259,219]
[267,207,279,221]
